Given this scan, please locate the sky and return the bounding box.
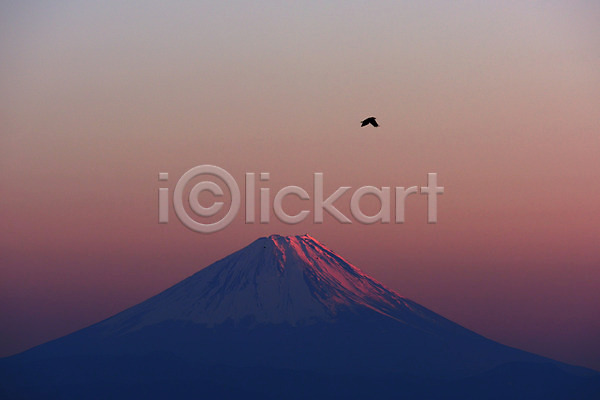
[1,1,599,370]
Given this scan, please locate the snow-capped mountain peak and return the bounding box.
[6,234,595,400]
[100,234,431,332]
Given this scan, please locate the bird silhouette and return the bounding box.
[361,117,378,127]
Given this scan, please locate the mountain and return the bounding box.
[1,234,599,399]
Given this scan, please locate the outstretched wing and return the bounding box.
[360,117,378,127]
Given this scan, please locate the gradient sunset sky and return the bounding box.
[1,1,599,370]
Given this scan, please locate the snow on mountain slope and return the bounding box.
[99,234,453,335]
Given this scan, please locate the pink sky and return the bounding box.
[1,1,599,370]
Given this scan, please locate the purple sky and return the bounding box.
[1,1,599,370]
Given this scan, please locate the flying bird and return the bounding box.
[361,117,378,127]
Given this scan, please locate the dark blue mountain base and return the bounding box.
[2,355,599,399]
[2,235,598,399]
